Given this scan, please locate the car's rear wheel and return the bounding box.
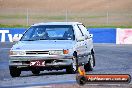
[9,66,21,77]
[32,70,40,75]
[84,54,95,71]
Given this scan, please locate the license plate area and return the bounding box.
[30,60,45,66]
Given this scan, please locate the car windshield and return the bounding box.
[21,25,75,41]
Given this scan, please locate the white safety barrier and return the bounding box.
[116,28,132,44]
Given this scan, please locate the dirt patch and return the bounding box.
[1,0,132,12]
[0,0,132,26]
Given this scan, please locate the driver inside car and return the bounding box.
[34,28,49,40]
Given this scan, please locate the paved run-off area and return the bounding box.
[0,43,132,88]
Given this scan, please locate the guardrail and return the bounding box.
[89,28,116,43]
[0,28,132,44]
[0,28,26,42]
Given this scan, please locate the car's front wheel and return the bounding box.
[66,57,78,74]
[9,66,21,77]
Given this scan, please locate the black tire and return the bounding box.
[32,70,40,75]
[91,49,96,66]
[66,64,77,74]
[66,54,78,74]
[84,54,95,71]
[9,66,21,77]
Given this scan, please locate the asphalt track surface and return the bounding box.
[0,43,132,88]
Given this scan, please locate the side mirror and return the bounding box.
[12,36,20,42]
[89,34,93,38]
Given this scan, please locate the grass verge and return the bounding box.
[0,24,132,28]
[0,24,29,28]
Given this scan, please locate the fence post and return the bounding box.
[65,9,68,22]
[26,8,29,26]
[107,11,109,25]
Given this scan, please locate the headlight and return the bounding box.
[49,50,69,55]
[10,51,26,55]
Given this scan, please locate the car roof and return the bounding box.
[32,22,82,26]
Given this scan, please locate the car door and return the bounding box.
[73,24,87,64]
[77,24,93,53]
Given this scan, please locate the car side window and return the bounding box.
[74,25,84,40]
[77,24,90,36]
[77,25,84,36]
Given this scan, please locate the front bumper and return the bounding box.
[9,55,73,68]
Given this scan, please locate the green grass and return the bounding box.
[0,15,26,19]
[29,15,66,20]
[0,24,29,28]
[87,25,132,28]
[0,15,68,20]
[0,24,132,28]
[87,15,106,18]
[0,15,107,20]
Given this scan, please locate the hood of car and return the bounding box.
[11,40,75,51]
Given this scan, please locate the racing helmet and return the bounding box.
[37,28,46,37]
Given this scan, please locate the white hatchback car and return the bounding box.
[9,22,95,77]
